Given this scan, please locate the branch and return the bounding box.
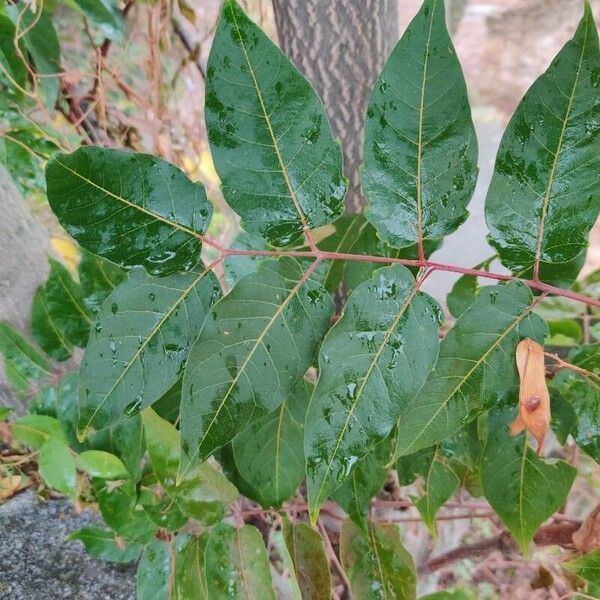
[422,520,580,574]
[201,234,600,310]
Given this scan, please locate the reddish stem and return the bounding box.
[201,235,600,309]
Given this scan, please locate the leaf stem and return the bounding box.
[200,234,600,309]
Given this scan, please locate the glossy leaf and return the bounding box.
[77,265,220,439]
[68,527,142,564]
[332,436,392,528]
[153,377,182,425]
[76,450,128,479]
[305,265,442,522]
[555,343,600,463]
[31,285,73,362]
[181,257,332,474]
[340,519,416,600]
[204,523,276,599]
[78,250,127,315]
[481,404,576,554]
[226,379,311,507]
[362,0,477,249]
[38,437,77,498]
[41,257,92,349]
[45,147,212,276]
[142,408,238,524]
[485,5,600,284]
[394,282,547,458]
[413,451,460,535]
[446,257,493,319]
[174,534,209,600]
[282,517,331,600]
[72,0,126,42]
[205,0,346,246]
[224,230,269,287]
[93,477,157,544]
[0,322,50,393]
[137,540,172,600]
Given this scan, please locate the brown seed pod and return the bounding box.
[510,338,550,455]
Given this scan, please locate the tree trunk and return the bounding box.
[272,0,399,212]
[0,166,52,413]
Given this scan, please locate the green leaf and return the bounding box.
[282,517,331,600]
[94,477,157,543]
[72,0,126,42]
[38,437,77,498]
[136,540,172,600]
[305,265,442,522]
[340,519,416,600]
[205,0,346,247]
[31,285,74,362]
[420,591,475,600]
[224,230,269,287]
[332,436,392,528]
[77,264,220,438]
[547,319,583,346]
[142,408,238,524]
[68,527,142,563]
[397,446,435,486]
[485,5,600,285]
[41,257,92,349]
[204,523,276,599]
[0,15,27,92]
[318,215,369,293]
[550,390,578,446]
[555,343,600,463]
[394,282,547,458]
[362,0,477,250]
[12,414,65,449]
[413,450,460,535]
[564,548,600,591]
[226,378,311,507]
[0,322,50,393]
[77,450,128,479]
[180,257,332,474]
[153,377,182,425]
[446,258,493,319]
[78,250,127,314]
[174,534,210,600]
[0,406,11,420]
[481,404,576,555]
[45,147,212,276]
[6,5,60,107]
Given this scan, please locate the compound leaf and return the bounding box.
[485,5,600,284]
[362,0,477,249]
[305,265,442,522]
[481,404,576,555]
[394,282,547,458]
[227,379,311,508]
[282,517,331,600]
[205,0,346,246]
[180,257,332,475]
[77,265,220,438]
[46,147,212,276]
[340,519,416,600]
[204,523,276,600]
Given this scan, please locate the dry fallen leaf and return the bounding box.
[0,474,22,500]
[573,504,600,553]
[510,338,550,455]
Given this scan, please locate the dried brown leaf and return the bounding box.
[510,338,550,454]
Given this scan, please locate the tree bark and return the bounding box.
[0,166,52,413]
[272,0,399,213]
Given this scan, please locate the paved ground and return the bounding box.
[0,492,135,600]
